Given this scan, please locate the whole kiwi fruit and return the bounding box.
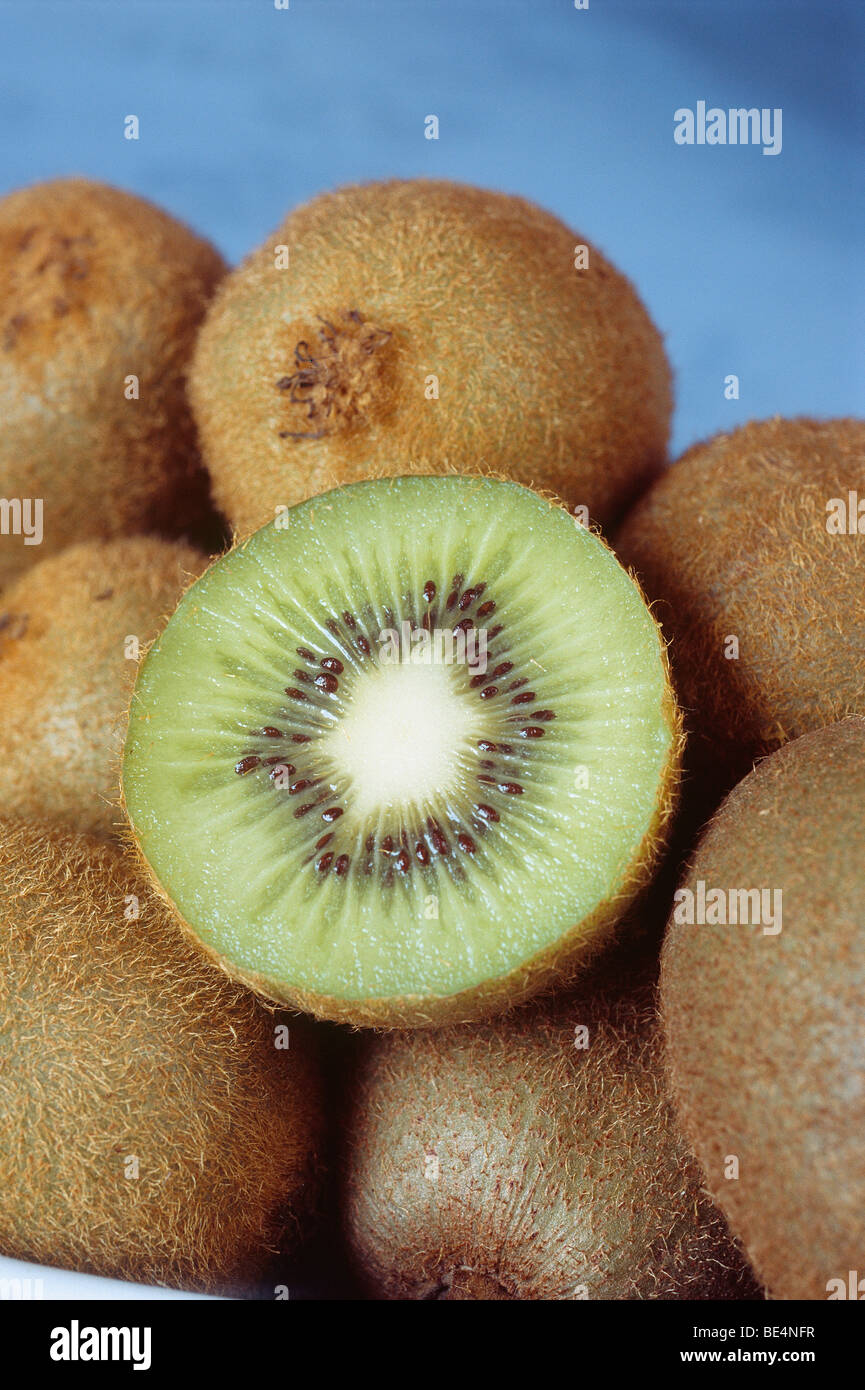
[189,178,672,536]
[661,718,865,1301]
[343,961,759,1300]
[0,817,325,1296]
[122,474,682,1028]
[616,416,865,798]
[0,178,226,587]
[0,535,206,837]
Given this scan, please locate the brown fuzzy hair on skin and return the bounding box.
[0,818,326,1296]
[0,536,207,838]
[660,718,865,1302]
[189,178,672,537]
[0,178,227,589]
[615,416,865,799]
[343,963,761,1300]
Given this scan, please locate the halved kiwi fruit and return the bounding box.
[661,717,865,1301]
[343,963,760,1299]
[0,536,206,837]
[0,818,325,1295]
[123,475,681,1027]
[189,178,672,535]
[0,177,226,587]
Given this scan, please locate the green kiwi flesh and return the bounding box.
[343,968,761,1299]
[123,475,680,1027]
[661,717,865,1301]
[0,818,324,1295]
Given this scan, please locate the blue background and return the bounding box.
[0,0,861,456]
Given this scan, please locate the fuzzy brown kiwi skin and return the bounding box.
[341,966,762,1300]
[616,416,865,805]
[189,178,672,537]
[0,536,208,839]
[660,718,865,1302]
[120,486,684,1030]
[0,177,227,588]
[0,817,326,1296]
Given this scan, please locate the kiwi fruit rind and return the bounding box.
[616,416,865,796]
[0,177,226,588]
[122,474,682,1028]
[0,536,206,838]
[0,817,325,1295]
[660,717,865,1302]
[343,966,760,1299]
[189,178,672,537]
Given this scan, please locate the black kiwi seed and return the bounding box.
[520,726,545,739]
[459,584,485,611]
[296,647,316,662]
[423,581,436,603]
[475,804,499,822]
[342,612,356,629]
[477,601,495,618]
[457,833,476,854]
[335,855,350,876]
[394,850,410,874]
[356,635,371,656]
[235,755,260,776]
[268,763,296,779]
[498,782,524,795]
[316,853,334,873]
[322,806,343,823]
[512,691,535,705]
[285,686,308,701]
[479,687,497,700]
[315,672,339,694]
[321,656,344,674]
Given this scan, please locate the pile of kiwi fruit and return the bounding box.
[1,172,861,1301]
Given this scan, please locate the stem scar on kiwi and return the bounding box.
[189,178,672,537]
[122,474,683,1029]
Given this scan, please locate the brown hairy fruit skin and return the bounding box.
[0,818,326,1295]
[660,718,865,1302]
[0,178,227,588]
[344,970,760,1299]
[0,536,206,837]
[616,417,865,798]
[189,178,672,535]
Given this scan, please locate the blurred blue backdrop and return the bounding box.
[0,0,861,456]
